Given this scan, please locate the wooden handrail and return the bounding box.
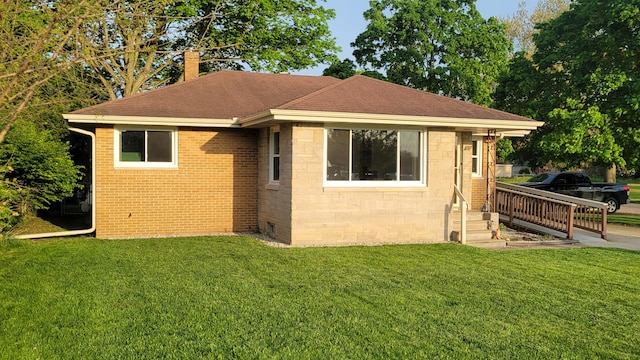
[496,182,607,240]
[454,185,469,245]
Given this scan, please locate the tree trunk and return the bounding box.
[604,164,616,183]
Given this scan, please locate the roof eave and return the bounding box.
[239,109,543,134]
[63,114,242,128]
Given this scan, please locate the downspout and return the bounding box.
[15,127,96,239]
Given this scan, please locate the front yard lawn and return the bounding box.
[1,236,640,359]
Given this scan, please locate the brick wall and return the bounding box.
[471,137,495,211]
[94,125,258,238]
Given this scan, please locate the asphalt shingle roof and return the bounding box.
[72,70,535,123]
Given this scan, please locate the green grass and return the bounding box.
[2,236,640,359]
[628,183,640,203]
[607,214,640,227]
[497,176,530,184]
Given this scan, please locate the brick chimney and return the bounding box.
[183,50,199,81]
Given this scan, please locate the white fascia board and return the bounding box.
[239,109,544,132]
[499,130,537,137]
[472,130,536,138]
[63,114,241,128]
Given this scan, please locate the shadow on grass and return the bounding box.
[12,208,91,235]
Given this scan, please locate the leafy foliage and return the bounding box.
[322,59,357,79]
[0,121,83,214]
[80,0,340,99]
[0,166,21,233]
[496,138,515,163]
[495,0,640,173]
[352,0,511,105]
[0,0,110,143]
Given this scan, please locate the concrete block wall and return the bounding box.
[257,125,293,244]
[94,125,258,238]
[279,124,460,246]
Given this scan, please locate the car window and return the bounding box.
[528,173,549,182]
[575,173,590,184]
[554,173,575,185]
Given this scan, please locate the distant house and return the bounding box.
[64,70,542,246]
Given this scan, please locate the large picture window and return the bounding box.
[326,128,423,185]
[115,127,177,168]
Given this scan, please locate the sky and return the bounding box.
[295,0,536,76]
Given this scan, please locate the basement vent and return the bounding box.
[266,222,276,236]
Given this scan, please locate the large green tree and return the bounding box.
[79,0,339,99]
[351,0,511,105]
[495,0,640,178]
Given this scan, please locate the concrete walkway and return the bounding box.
[576,224,640,250]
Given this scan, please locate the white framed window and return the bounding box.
[114,126,178,168]
[269,127,280,182]
[325,127,425,187]
[472,138,482,177]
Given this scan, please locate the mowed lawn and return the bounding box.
[2,236,640,359]
[629,183,640,203]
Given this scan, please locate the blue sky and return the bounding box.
[296,0,535,75]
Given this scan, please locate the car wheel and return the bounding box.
[605,198,619,214]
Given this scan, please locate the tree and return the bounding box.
[495,0,640,180]
[1,0,339,139]
[323,59,357,79]
[351,0,511,106]
[500,0,570,55]
[496,138,515,163]
[79,0,340,99]
[0,0,114,144]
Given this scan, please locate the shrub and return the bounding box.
[0,121,83,218]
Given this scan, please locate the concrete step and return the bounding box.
[466,229,495,242]
[451,211,499,244]
[451,229,495,242]
[456,211,486,221]
[453,219,490,231]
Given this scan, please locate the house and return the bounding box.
[64,69,542,246]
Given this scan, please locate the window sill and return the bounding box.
[114,164,178,170]
[266,182,280,191]
[323,184,427,192]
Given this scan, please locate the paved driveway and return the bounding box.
[618,202,640,215]
[577,203,640,251]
